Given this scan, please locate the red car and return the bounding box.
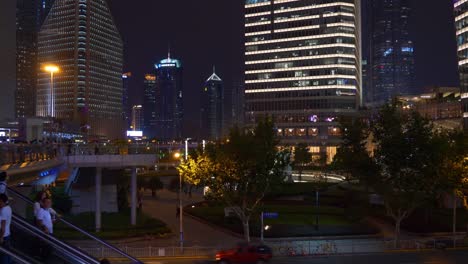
[215,244,272,264]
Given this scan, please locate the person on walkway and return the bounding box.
[0,172,7,195]
[0,194,12,264]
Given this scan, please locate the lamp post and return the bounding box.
[173,151,183,252]
[44,65,59,117]
[179,138,191,253]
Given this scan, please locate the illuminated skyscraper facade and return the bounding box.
[201,69,224,140]
[143,74,157,138]
[37,0,124,138]
[366,0,415,105]
[154,56,183,141]
[244,0,362,162]
[455,0,468,129]
[16,0,55,118]
[122,72,132,129]
[131,105,144,132]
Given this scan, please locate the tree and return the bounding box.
[432,130,468,236]
[178,119,290,242]
[332,118,377,188]
[372,103,440,247]
[147,176,164,197]
[294,143,311,182]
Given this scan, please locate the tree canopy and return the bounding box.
[178,119,290,241]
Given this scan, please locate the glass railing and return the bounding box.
[11,213,100,264]
[7,187,143,264]
[0,244,34,264]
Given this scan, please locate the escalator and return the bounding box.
[7,187,143,264]
[0,243,37,264]
[11,214,99,264]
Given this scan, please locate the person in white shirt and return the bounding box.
[0,172,7,195]
[33,191,58,222]
[36,197,54,235]
[0,194,12,264]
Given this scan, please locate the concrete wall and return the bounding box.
[0,0,16,121]
[70,185,119,215]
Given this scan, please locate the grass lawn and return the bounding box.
[54,210,171,240]
[186,203,376,237]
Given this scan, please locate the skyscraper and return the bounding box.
[200,68,224,140]
[131,105,144,132]
[143,74,157,138]
[37,0,124,139]
[122,72,132,129]
[365,0,415,104]
[244,0,362,162]
[154,55,183,141]
[15,0,55,118]
[0,0,16,122]
[455,0,468,129]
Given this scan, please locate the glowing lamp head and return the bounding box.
[174,152,181,159]
[44,65,59,73]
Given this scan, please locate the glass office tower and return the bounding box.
[154,56,183,141]
[367,0,414,105]
[244,0,362,162]
[200,69,224,140]
[455,0,468,130]
[16,0,55,118]
[37,0,124,139]
[143,74,157,138]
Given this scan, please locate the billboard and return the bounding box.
[127,130,143,137]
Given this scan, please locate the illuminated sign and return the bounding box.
[127,131,143,137]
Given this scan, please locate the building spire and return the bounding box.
[213,65,216,74]
[167,42,171,60]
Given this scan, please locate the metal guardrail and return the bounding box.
[79,246,220,259]
[7,187,144,264]
[74,237,468,259]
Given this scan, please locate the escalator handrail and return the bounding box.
[12,213,100,264]
[0,245,33,264]
[7,187,143,264]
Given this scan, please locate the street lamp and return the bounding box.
[179,138,191,253]
[43,64,59,117]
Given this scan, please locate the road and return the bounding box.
[141,250,468,264]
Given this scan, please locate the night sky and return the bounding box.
[108,0,459,132]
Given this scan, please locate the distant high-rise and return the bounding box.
[154,55,183,141]
[455,0,468,129]
[231,81,245,127]
[0,0,16,121]
[200,68,224,140]
[365,0,415,104]
[143,74,157,138]
[37,0,124,139]
[131,105,144,132]
[122,72,132,129]
[244,0,362,163]
[15,0,55,118]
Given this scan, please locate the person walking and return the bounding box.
[0,194,12,264]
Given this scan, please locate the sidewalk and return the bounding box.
[138,188,242,247]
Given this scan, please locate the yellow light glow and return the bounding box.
[44,65,60,73]
[174,152,181,159]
